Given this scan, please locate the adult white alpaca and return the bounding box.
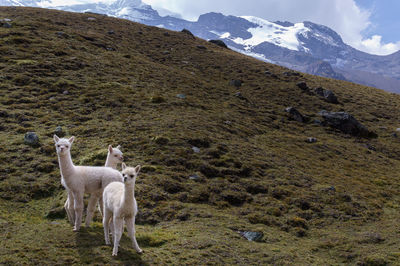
[103,163,142,256]
[54,135,123,231]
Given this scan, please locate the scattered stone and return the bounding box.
[162,50,170,55]
[238,231,263,242]
[176,94,186,99]
[24,132,40,147]
[189,174,200,180]
[396,128,400,132]
[314,119,322,125]
[50,221,61,225]
[3,22,12,28]
[181,28,195,38]
[392,133,398,138]
[229,79,242,88]
[87,17,96,21]
[365,144,376,151]
[56,31,68,38]
[283,71,300,77]
[285,107,305,123]
[63,90,69,95]
[2,18,12,22]
[208,39,228,48]
[107,30,115,34]
[163,32,170,36]
[296,81,309,91]
[318,110,377,138]
[192,146,200,153]
[306,137,317,143]
[224,120,232,125]
[264,71,272,75]
[314,87,339,104]
[54,126,65,137]
[197,45,207,50]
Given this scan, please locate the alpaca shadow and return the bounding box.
[75,225,148,265]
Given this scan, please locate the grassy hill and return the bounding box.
[1,7,400,265]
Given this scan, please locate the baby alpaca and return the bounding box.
[54,135,123,231]
[103,163,142,256]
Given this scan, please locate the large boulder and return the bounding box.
[318,110,377,138]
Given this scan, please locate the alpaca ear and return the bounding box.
[53,135,59,143]
[108,145,113,153]
[134,165,141,174]
[116,145,121,150]
[68,136,75,144]
[122,163,126,170]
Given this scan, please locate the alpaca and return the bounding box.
[105,145,123,169]
[103,163,142,256]
[98,145,124,216]
[54,135,123,231]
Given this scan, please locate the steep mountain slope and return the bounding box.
[2,7,400,265]
[3,1,400,93]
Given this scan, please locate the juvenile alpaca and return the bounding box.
[105,145,123,169]
[54,135,123,231]
[103,163,142,256]
[98,145,124,215]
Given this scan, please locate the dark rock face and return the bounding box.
[181,29,195,38]
[314,87,339,104]
[229,79,242,88]
[296,82,309,91]
[318,110,377,138]
[208,39,228,48]
[285,107,305,123]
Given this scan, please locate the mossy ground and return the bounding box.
[1,7,400,265]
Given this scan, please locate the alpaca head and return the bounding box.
[54,135,74,156]
[107,145,123,164]
[121,163,141,185]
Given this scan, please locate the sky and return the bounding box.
[39,0,400,56]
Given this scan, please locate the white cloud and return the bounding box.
[142,0,399,55]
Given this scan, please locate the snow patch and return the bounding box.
[235,16,310,52]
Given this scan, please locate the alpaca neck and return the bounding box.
[58,151,75,177]
[105,156,117,169]
[122,184,135,208]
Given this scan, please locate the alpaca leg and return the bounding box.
[126,217,142,253]
[97,196,104,217]
[85,193,99,227]
[103,209,112,245]
[73,191,84,231]
[112,217,124,256]
[65,191,75,225]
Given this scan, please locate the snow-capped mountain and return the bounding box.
[2,0,400,93]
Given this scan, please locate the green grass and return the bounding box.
[1,6,400,265]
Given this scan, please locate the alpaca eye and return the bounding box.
[114,155,118,157]
[130,175,134,178]
[57,145,60,147]
[65,146,69,148]
[123,174,126,177]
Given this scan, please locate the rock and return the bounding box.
[181,29,195,38]
[24,132,40,147]
[392,133,398,138]
[296,81,309,91]
[314,87,339,104]
[54,126,65,137]
[229,79,242,88]
[2,18,12,22]
[87,17,96,21]
[396,128,400,132]
[45,207,66,219]
[192,146,200,153]
[283,71,300,77]
[189,174,200,180]
[285,107,305,123]
[107,30,115,34]
[196,45,207,50]
[306,137,317,143]
[224,120,232,125]
[176,94,186,99]
[3,22,12,28]
[208,39,228,48]
[238,231,263,242]
[56,31,69,38]
[234,92,247,101]
[318,110,377,138]
[63,90,69,95]
[365,144,376,151]
[163,32,170,36]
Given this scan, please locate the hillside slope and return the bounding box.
[1,7,400,265]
